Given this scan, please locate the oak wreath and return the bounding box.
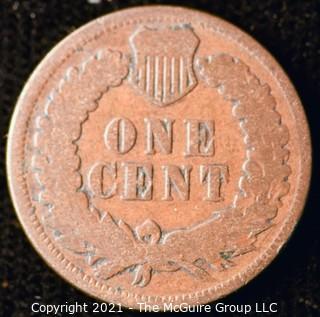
[31,49,290,289]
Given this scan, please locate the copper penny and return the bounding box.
[7,6,311,309]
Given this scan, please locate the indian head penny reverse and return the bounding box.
[7,6,311,309]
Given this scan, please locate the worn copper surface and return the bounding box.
[7,6,311,309]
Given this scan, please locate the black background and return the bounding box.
[0,1,319,316]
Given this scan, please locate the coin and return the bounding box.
[7,6,311,309]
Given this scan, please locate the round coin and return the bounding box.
[7,6,311,309]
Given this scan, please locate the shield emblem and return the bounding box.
[129,26,200,106]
